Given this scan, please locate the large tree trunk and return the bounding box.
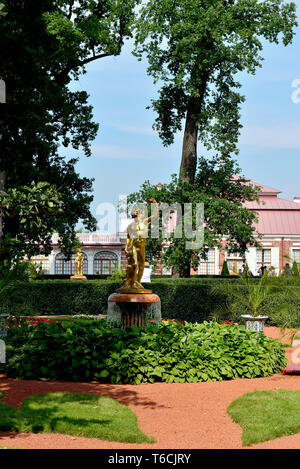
[179,98,200,184]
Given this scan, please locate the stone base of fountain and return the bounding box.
[107,292,161,328]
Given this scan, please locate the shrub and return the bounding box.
[2,320,287,384]
[221,261,230,276]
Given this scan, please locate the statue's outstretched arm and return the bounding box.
[145,198,158,224]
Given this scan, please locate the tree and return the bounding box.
[134,0,297,183]
[221,261,230,277]
[0,182,64,265]
[127,157,260,277]
[0,0,138,266]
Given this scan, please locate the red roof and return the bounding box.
[232,176,281,195]
[243,179,300,235]
[245,196,300,210]
[253,211,300,235]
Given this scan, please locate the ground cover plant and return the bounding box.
[2,320,287,384]
[0,392,153,443]
[227,390,300,446]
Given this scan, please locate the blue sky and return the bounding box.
[67,1,300,230]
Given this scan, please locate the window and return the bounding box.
[55,252,88,275]
[256,248,271,270]
[29,255,49,274]
[292,249,300,269]
[199,249,215,275]
[227,252,244,274]
[94,251,118,275]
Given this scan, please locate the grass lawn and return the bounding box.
[0,391,4,399]
[228,389,300,446]
[0,392,154,444]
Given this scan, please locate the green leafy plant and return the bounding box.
[212,273,289,320]
[266,289,300,344]
[110,267,126,282]
[3,320,287,383]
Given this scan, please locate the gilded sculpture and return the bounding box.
[118,199,158,293]
[74,247,84,277]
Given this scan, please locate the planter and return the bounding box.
[241,315,269,334]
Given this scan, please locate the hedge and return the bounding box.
[2,277,300,323]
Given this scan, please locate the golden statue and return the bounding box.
[74,248,84,277]
[118,198,158,293]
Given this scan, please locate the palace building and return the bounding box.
[29,179,300,277]
[198,180,300,276]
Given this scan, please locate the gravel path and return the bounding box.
[0,326,299,449]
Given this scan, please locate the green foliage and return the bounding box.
[211,273,292,319]
[221,261,230,276]
[228,390,300,446]
[3,320,287,383]
[0,0,138,264]
[265,288,300,343]
[292,261,299,277]
[0,262,32,310]
[0,392,153,443]
[0,277,257,320]
[0,183,63,265]
[127,157,260,276]
[110,267,126,282]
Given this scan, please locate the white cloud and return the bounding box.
[240,122,300,149]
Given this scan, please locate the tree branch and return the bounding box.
[80,52,112,66]
[67,0,75,20]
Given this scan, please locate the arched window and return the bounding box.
[55,252,88,275]
[94,251,118,275]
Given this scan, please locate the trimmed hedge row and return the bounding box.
[2,277,300,323]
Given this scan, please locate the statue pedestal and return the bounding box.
[70,275,87,280]
[107,292,161,329]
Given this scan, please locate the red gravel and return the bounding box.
[0,326,299,449]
